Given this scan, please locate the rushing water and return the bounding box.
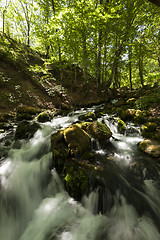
[0,106,160,240]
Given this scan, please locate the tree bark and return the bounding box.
[128,44,133,90]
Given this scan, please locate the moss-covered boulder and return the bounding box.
[63,124,91,156]
[0,113,15,122]
[117,118,126,133]
[15,120,41,140]
[133,110,149,124]
[16,106,40,120]
[120,109,136,121]
[141,122,157,139]
[64,162,88,199]
[0,113,15,130]
[139,139,160,158]
[51,130,69,172]
[79,111,96,122]
[36,110,55,122]
[87,121,112,145]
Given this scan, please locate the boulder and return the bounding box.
[79,112,96,121]
[139,139,160,158]
[117,118,126,133]
[141,122,157,139]
[87,121,112,145]
[16,106,40,120]
[15,120,41,140]
[36,110,55,122]
[64,124,91,155]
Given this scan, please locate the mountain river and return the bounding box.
[0,105,160,240]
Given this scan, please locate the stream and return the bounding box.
[0,106,160,240]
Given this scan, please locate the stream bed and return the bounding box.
[0,106,160,240]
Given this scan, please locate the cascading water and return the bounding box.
[0,106,160,240]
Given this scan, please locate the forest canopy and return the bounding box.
[0,0,160,89]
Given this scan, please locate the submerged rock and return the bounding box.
[139,139,160,158]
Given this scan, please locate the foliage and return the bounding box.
[0,0,160,88]
[135,91,160,109]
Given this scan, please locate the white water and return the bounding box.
[0,108,160,240]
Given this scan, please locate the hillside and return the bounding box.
[0,33,111,114]
[0,33,160,120]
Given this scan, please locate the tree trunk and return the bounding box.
[3,11,5,34]
[83,36,88,83]
[97,29,102,85]
[138,43,144,87]
[128,45,133,90]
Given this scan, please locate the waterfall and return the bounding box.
[0,107,160,240]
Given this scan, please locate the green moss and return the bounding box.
[135,92,160,110]
[87,121,112,143]
[15,120,41,140]
[64,124,91,155]
[117,118,126,133]
[64,166,88,199]
[36,111,52,122]
[139,139,160,157]
[141,122,157,139]
[79,111,96,121]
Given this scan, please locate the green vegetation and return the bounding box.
[0,0,160,89]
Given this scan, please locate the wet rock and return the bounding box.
[36,110,55,122]
[79,111,96,121]
[87,121,112,146]
[16,106,40,120]
[51,130,69,172]
[15,120,41,140]
[139,139,160,158]
[117,118,126,133]
[64,124,91,156]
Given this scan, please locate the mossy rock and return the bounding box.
[51,130,69,172]
[87,121,112,145]
[79,112,96,121]
[139,139,160,158]
[133,110,148,124]
[75,122,92,132]
[64,163,88,199]
[141,122,157,139]
[17,106,39,115]
[64,124,91,155]
[117,118,126,133]
[120,109,136,121]
[15,120,41,140]
[36,110,55,122]
[0,113,15,122]
[16,106,40,120]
